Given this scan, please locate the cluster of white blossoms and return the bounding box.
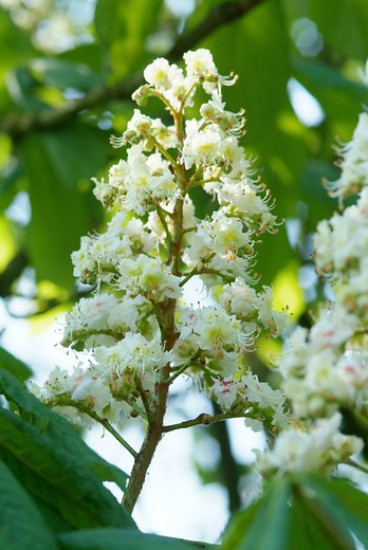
[35,49,288,433]
[259,413,363,475]
[326,112,368,201]
[260,108,368,474]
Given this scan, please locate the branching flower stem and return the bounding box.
[155,203,172,245]
[123,109,188,512]
[49,398,138,458]
[162,410,246,433]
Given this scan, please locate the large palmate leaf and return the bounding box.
[0,369,132,529]
[221,474,368,549]
[0,458,58,550]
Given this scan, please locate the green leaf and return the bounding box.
[310,0,368,60]
[287,496,339,550]
[58,528,209,550]
[293,57,368,139]
[303,476,368,548]
[94,0,164,79]
[0,369,132,529]
[221,474,368,550]
[29,58,105,91]
[0,405,131,529]
[0,458,57,550]
[0,346,32,381]
[0,7,34,81]
[22,122,108,290]
[6,66,47,111]
[203,0,289,142]
[222,477,292,550]
[59,43,105,73]
[0,158,24,210]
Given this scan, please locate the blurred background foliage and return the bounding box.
[1,0,368,517]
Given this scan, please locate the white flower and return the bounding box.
[144,58,183,91]
[118,255,182,299]
[220,278,259,316]
[326,113,368,199]
[243,372,285,413]
[71,376,112,416]
[182,126,222,169]
[94,333,169,377]
[212,378,239,409]
[194,306,245,352]
[258,413,364,474]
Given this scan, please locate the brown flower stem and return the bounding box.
[162,411,246,433]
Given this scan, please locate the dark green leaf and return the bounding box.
[0,458,57,550]
[0,405,131,529]
[0,369,132,529]
[0,346,32,382]
[58,528,209,550]
[287,496,340,550]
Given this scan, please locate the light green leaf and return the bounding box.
[0,458,57,550]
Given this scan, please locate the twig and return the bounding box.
[135,375,153,423]
[162,410,245,432]
[50,398,138,458]
[346,458,368,475]
[155,203,172,245]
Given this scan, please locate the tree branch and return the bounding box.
[1,0,266,139]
